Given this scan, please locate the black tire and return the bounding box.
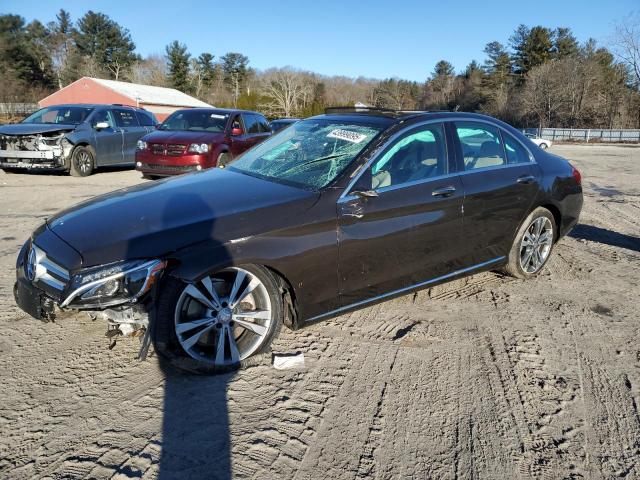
[152,264,283,374]
[540,143,548,149]
[70,146,95,177]
[142,174,159,180]
[217,152,230,168]
[503,207,556,279]
[1,168,23,174]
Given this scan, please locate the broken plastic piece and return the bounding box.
[273,352,305,370]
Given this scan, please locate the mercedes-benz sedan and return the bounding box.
[14,108,583,373]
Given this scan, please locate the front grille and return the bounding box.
[150,143,187,156]
[144,163,197,172]
[28,244,69,292]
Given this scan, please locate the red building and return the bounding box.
[39,77,212,121]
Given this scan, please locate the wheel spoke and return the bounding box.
[215,324,240,364]
[227,326,240,363]
[522,233,534,247]
[233,317,268,336]
[182,323,215,350]
[176,317,214,334]
[522,249,534,269]
[533,249,542,267]
[185,284,218,310]
[231,277,261,307]
[228,270,247,306]
[538,231,552,245]
[234,309,271,320]
[200,276,222,310]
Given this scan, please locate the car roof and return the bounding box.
[41,103,147,111]
[313,107,516,130]
[174,107,265,115]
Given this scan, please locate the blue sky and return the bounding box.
[2,0,636,81]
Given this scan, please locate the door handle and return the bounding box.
[432,186,456,197]
[517,175,536,185]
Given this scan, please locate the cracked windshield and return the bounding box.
[229,120,382,189]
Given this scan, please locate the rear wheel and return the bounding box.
[503,207,555,279]
[153,265,283,374]
[539,143,549,149]
[70,146,95,177]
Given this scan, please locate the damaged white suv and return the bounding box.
[0,104,157,176]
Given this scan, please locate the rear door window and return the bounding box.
[256,115,271,133]
[455,122,507,170]
[113,109,140,128]
[135,110,157,127]
[242,114,260,134]
[502,131,532,164]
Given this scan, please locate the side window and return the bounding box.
[135,110,156,127]
[92,110,115,129]
[367,123,447,190]
[502,131,532,164]
[230,114,244,133]
[257,115,271,133]
[243,114,260,134]
[113,109,140,128]
[455,122,506,170]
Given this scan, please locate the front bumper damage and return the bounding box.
[0,133,73,170]
[14,240,157,358]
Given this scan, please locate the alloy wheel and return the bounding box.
[77,151,92,174]
[174,267,273,366]
[519,217,553,273]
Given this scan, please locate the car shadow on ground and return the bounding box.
[141,188,234,479]
[158,369,234,479]
[569,224,640,253]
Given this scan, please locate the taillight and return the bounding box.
[572,166,582,185]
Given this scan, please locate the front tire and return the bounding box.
[540,143,548,150]
[503,207,556,279]
[70,146,95,177]
[153,265,283,374]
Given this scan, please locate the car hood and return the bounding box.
[143,130,225,144]
[45,169,319,268]
[0,123,76,135]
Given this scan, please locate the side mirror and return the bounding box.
[231,127,243,136]
[94,122,110,130]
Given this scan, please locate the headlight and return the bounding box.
[188,143,209,154]
[61,259,166,309]
[137,140,148,150]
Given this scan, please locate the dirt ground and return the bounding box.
[0,144,639,479]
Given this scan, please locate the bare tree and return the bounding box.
[127,55,168,86]
[611,13,640,89]
[521,60,570,127]
[260,68,312,117]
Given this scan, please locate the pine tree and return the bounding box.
[165,41,191,92]
[220,52,249,106]
[73,11,137,79]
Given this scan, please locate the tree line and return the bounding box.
[1,9,639,128]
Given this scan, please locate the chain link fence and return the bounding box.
[523,128,640,143]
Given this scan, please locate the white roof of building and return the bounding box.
[90,77,212,108]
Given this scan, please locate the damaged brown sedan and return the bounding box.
[0,104,156,176]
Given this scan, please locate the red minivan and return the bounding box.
[135,108,271,178]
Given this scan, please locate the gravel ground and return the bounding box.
[0,144,639,479]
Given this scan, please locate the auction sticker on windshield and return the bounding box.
[327,129,367,143]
